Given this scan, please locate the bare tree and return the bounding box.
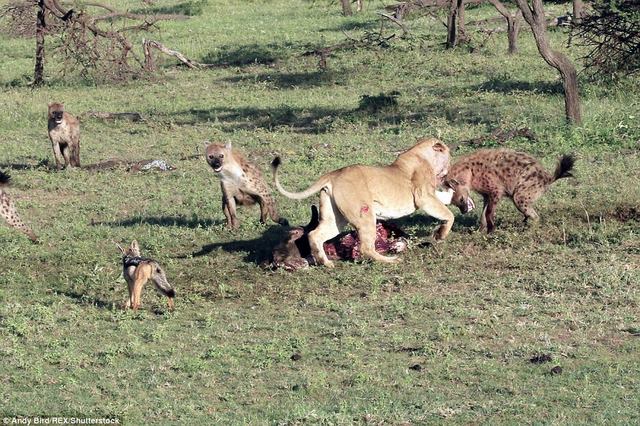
[488,0,522,54]
[2,0,184,84]
[34,0,45,85]
[573,0,640,76]
[446,0,465,48]
[514,0,582,124]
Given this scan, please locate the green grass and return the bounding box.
[1,0,639,424]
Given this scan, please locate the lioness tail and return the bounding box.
[271,156,330,200]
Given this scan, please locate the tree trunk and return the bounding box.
[341,0,353,16]
[458,0,466,42]
[490,0,522,54]
[514,0,582,124]
[573,0,584,23]
[507,10,522,54]
[34,0,46,86]
[447,0,464,48]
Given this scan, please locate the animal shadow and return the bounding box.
[0,158,52,171]
[190,225,286,265]
[58,289,114,310]
[96,215,223,229]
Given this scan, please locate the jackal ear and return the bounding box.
[225,141,232,150]
[130,240,140,251]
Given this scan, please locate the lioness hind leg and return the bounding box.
[419,195,455,241]
[357,221,399,263]
[308,190,344,268]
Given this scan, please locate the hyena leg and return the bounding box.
[481,194,500,233]
[261,194,288,226]
[513,190,541,224]
[221,182,239,228]
[308,190,345,268]
[0,190,37,242]
[255,194,271,224]
[52,143,65,170]
[61,144,73,168]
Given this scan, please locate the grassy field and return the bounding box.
[1,0,639,424]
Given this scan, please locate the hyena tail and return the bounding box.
[552,154,575,182]
[70,144,81,168]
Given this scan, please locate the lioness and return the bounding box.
[271,137,454,267]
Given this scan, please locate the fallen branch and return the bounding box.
[143,38,214,70]
[377,12,409,37]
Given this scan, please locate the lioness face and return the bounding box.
[205,143,229,173]
[414,138,450,181]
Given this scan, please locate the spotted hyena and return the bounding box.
[0,171,38,242]
[444,149,575,232]
[205,141,288,228]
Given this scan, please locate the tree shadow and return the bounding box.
[95,215,223,229]
[189,225,286,264]
[320,20,380,32]
[166,105,350,133]
[163,86,502,132]
[202,43,298,67]
[131,0,207,16]
[219,70,348,89]
[475,78,564,95]
[1,74,33,88]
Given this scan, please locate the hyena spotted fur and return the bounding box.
[0,171,38,242]
[444,149,575,232]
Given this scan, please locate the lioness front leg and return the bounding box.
[419,195,455,241]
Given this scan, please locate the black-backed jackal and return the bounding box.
[117,240,175,311]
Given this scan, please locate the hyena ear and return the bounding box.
[445,178,459,189]
[203,141,210,150]
[225,141,232,150]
